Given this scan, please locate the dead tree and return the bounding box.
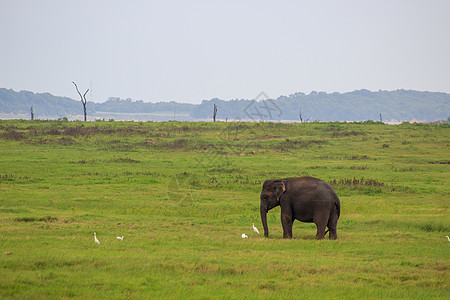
[72,81,89,121]
[213,104,218,122]
[299,108,310,123]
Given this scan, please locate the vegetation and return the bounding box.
[0,89,195,120]
[1,88,449,122]
[0,120,448,299]
[193,90,450,122]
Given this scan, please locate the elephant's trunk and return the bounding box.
[260,204,269,237]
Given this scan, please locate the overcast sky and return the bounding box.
[0,0,449,104]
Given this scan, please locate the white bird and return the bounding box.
[252,223,260,234]
[116,236,124,241]
[241,233,248,239]
[94,232,100,244]
[446,236,450,242]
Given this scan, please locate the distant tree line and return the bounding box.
[0,89,81,119]
[191,90,450,122]
[96,97,195,114]
[0,88,449,122]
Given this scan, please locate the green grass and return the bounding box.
[0,120,449,299]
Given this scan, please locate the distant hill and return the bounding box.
[0,88,449,122]
[191,90,450,122]
[0,88,82,119]
[0,89,195,121]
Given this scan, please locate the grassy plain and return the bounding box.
[0,120,449,299]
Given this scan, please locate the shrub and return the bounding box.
[0,130,25,140]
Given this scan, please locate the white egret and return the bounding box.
[241,233,248,239]
[252,223,260,234]
[94,232,100,244]
[116,236,124,241]
[446,236,450,242]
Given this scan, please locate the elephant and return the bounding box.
[260,176,340,239]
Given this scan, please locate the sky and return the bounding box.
[0,0,449,104]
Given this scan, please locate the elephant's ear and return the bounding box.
[272,181,286,202]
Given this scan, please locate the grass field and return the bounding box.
[0,120,449,299]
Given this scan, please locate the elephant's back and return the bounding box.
[286,176,339,202]
[283,176,326,190]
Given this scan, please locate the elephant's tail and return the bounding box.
[326,195,340,238]
[334,194,341,219]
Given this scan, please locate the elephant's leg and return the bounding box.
[327,211,339,240]
[281,213,293,239]
[314,213,328,239]
[315,223,327,239]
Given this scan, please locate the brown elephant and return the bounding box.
[260,176,340,239]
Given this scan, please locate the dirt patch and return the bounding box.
[254,135,285,140]
[331,131,366,137]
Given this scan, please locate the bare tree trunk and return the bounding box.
[72,82,89,121]
[213,104,217,122]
